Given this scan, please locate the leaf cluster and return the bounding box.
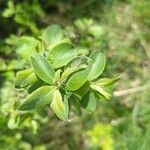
[15,25,119,121]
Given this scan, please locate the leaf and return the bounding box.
[19,86,55,110]
[47,42,77,68]
[65,59,92,91]
[64,95,69,119]
[50,89,68,121]
[88,51,106,81]
[2,1,15,18]
[92,76,120,86]
[27,80,45,94]
[70,96,82,116]
[42,24,63,46]
[60,64,87,82]
[69,56,87,67]
[31,54,55,84]
[73,81,90,100]
[88,25,104,38]
[90,84,111,100]
[0,58,7,71]
[15,69,37,88]
[54,69,62,83]
[60,57,88,82]
[8,112,20,129]
[15,36,43,59]
[81,92,97,113]
[74,18,93,31]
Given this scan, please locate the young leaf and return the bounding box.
[88,51,106,81]
[15,69,37,88]
[60,64,87,82]
[69,56,87,68]
[92,76,120,86]
[31,54,55,84]
[64,95,69,119]
[54,69,62,83]
[65,59,92,91]
[50,89,68,121]
[19,86,55,110]
[90,84,111,100]
[60,57,88,82]
[47,42,77,68]
[81,92,97,113]
[42,24,63,46]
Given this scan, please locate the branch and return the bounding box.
[114,85,147,97]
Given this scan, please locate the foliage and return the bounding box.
[15,24,118,121]
[0,0,150,150]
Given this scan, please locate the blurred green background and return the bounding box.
[0,0,150,149]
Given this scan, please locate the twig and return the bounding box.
[114,85,148,97]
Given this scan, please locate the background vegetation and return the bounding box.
[0,0,150,149]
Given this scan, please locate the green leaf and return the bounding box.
[81,92,97,113]
[92,76,120,86]
[88,25,104,38]
[2,1,15,18]
[27,80,45,94]
[0,58,7,71]
[15,69,37,88]
[73,81,90,100]
[65,59,92,91]
[47,42,77,68]
[60,64,87,82]
[54,69,62,83]
[64,95,69,119]
[15,36,43,59]
[62,57,88,80]
[69,56,87,67]
[31,54,55,84]
[90,84,111,100]
[50,89,68,121]
[70,96,82,116]
[19,86,55,110]
[74,18,93,31]
[88,51,106,81]
[42,24,63,46]
[8,112,20,129]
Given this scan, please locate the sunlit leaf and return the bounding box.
[2,1,15,18]
[31,54,55,84]
[60,64,87,82]
[8,113,20,129]
[19,86,55,110]
[64,95,69,119]
[93,76,120,86]
[88,25,104,38]
[15,36,43,59]
[88,51,106,81]
[42,24,63,46]
[15,69,37,88]
[54,69,62,83]
[90,84,111,100]
[65,59,92,91]
[50,89,68,121]
[47,42,77,68]
[0,58,7,71]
